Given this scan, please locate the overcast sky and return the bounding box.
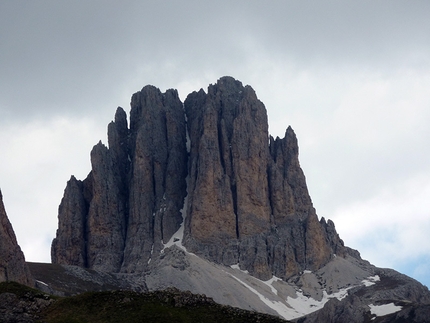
[1,1,429,287]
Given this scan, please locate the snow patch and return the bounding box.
[286,291,324,316]
[362,275,380,287]
[263,276,282,295]
[230,264,249,274]
[327,287,353,301]
[228,273,297,320]
[162,174,194,256]
[285,286,355,318]
[369,303,402,316]
[36,280,48,286]
[227,270,356,320]
[162,213,187,253]
[148,244,155,264]
[184,108,191,153]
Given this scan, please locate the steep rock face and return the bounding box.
[0,190,33,286]
[52,76,346,280]
[52,87,187,273]
[51,176,87,267]
[183,77,345,279]
[183,78,272,269]
[85,140,127,272]
[52,112,129,273]
[268,127,313,224]
[122,86,187,273]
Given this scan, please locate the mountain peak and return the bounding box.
[45,77,430,321]
[52,77,347,280]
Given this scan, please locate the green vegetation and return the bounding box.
[0,281,51,299]
[0,282,289,323]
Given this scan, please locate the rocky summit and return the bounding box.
[48,76,430,322]
[51,76,346,279]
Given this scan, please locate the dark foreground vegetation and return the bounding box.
[0,281,288,323]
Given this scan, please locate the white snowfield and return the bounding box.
[362,275,380,287]
[226,263,379,320]
[369,303,403,317]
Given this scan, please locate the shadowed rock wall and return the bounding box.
[0,190,34,286]
[52,86,188,273]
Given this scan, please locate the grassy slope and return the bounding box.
[0,282,289,323]
[0,280,50,298]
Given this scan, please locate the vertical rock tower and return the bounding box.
[52,77,346,280]
[52,86,187,273]
[0,189,34,286]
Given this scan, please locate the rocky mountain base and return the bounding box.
[30,245,430,322]
[0,282,53,323]
[17,76,430,322]
[27,262,147,297]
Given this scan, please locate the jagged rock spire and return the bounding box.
[122,86,187,273]
[52,86,188,273]
[183,77,272,263]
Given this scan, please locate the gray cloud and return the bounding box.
[3,1,429,119]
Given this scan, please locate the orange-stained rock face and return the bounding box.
[182,77,344,279]
[0,190,34,286]
[184,78,271,246]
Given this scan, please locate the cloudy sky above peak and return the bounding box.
[1,1,430,287]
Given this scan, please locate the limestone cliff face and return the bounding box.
[52,86,187,273]
[51,176,87,267]
[122,86,187,273]
[0,190,33,286]
[52,77,347,280]
[183,77,345,279]
[183,78,271,267]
